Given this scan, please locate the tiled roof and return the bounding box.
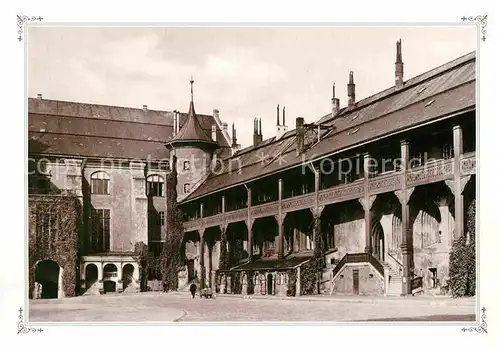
[28,98,231,160]
[182,51,476,203]
[167,101,217,146]
[226,252,313,271]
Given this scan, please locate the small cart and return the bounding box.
[200,287,214,299]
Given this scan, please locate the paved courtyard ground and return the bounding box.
[29,292,476,323]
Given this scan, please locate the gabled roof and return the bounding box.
[181,51,476,203]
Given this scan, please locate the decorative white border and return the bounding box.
[461,307,487,334]
[17,15,43,42]
[17,308,43,334]
[461,15,488,41]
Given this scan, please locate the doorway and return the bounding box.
[35,260,60,299]
[85,264,98,290]
[123,264,135,289]
[372,221,385,262]
[187,260,195,281]
[103,281,116,293]
[353,270,359,295]
[267,274,274,295]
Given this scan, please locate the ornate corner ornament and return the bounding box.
[462,307,487,334]
[17,308,43,334]
[461,15,488,42]
[17,15,43,42]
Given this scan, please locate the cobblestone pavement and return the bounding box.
[29,292,476,323]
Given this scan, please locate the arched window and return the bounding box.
[146,175,164,197]
[91,171,110,194]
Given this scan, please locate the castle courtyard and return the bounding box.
[29,292,476,323]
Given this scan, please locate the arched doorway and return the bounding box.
[35,260,60,299]
[103,264,118,293]
[123,264,134,289]
[85,264,98,289]
[372,221,385,262]
[267,273,274,295]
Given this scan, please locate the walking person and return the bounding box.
[189,283,197,299]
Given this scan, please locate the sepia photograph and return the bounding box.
[23,24,481,324]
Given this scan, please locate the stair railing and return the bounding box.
[387,252,403,275]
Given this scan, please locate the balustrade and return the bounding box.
[182,151,475,232]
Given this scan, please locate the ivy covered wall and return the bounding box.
[28,195,81,298]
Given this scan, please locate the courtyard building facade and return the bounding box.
[28,40,476,299]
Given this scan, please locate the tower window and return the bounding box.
[184,183,191,194]
[91,171,110,195]
[183,161,191,171]
[146,175,164,197]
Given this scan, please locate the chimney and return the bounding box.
[213,109,220,121]
[331,83,340,118]
[172,110,178,136]
[253,118,260,147]
[296,117,305,155]
[231,123,241,153]
[211,124,217,142]
[176,111,181,134]
[395,39,404,89]
[143,104,148,111]
[277,104,280,126]
[222,122,228,132]
[347,71,356,109]
[276,105,289,139]
[258,118,263,144]
[36,93,43,100]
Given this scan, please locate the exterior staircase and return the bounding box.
[384,262,403,296]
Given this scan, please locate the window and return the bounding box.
[91,209,110,252]
[183,183,191,194]
[148,211,165,227]
[91,171,110,194]
[148,211,164,242]
[146,175,164,197]
[183,161,191,171]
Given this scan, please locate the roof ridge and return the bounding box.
[28,97,216,119]
[318,51,476,125]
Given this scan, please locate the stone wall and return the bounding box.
[174,147,212,202]
[331,264,384,295]
[329,218,365,262]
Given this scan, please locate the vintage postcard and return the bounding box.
[1,2,496,348]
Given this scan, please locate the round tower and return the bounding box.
[165,78,219,201]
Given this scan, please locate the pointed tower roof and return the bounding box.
[166,78,218,150]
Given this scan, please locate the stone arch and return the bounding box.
[391,213,402,253]
[34,259,62,299]
[226,221,248,265]
[122,263,135,289]
[372,220,385,262]
[202,226,222,287]
[103,263,118,273]
[253,216,279,257]
[410,184,445,249]
[85,263,99,289]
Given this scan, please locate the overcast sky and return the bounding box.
[28,26,476,147]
